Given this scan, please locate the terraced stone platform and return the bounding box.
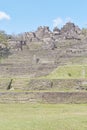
[0,91,87,103]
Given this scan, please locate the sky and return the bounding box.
[0,0,87,34]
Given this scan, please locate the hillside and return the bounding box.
[0,22,87,94]
[1,22,87,77]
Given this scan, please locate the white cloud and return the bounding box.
[53,17,63,27]
[65,17,72,23]
[53,17,72,28]
[0,11,10,20]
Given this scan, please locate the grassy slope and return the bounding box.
[0,104,87,130]
[45,65,87,79]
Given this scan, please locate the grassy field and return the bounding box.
[0,103,87,130]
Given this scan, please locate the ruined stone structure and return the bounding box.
[0,22,87,103]
[0,22,87,78]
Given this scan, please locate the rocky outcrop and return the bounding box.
[42,37,56,50]
[21,26,56,50]
[60,22,81,40]
[8,22,84,51]
[35,26,52,39]
[53,27,60,35]
[24,32,39,43]
[34,26,57,50]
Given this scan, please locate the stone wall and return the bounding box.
[27,79,87,91]
[0,91,87,103]
[0,79,87,91]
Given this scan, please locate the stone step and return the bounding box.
[0,92,87,103]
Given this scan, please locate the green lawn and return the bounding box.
[0,104,87,130]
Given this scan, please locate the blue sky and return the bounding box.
[0,0,87,34]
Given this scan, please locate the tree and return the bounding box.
[0,30,10,58]
[82,28,87,36]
